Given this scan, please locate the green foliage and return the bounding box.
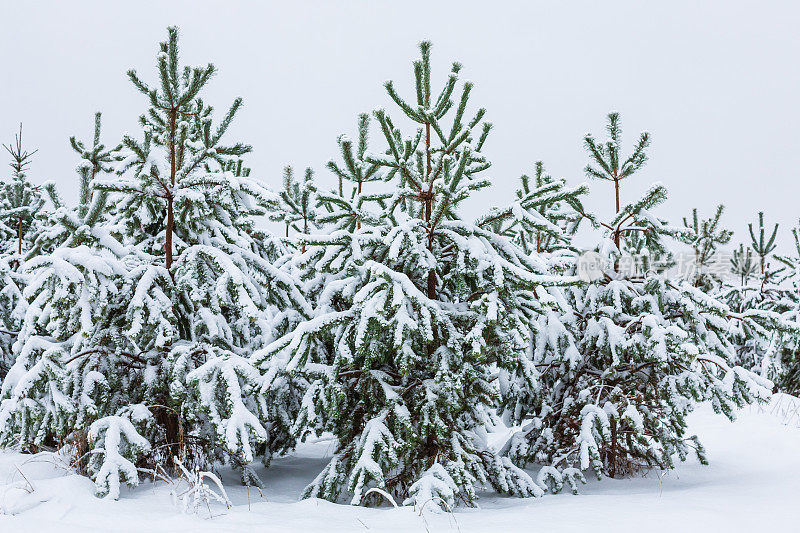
[584,112,650,181]
[96,25,252,263]
[731,243,757,286]
[720,212,794,379]
[70,113,120,218]
[773,222,800,393]
[748,211,780,278]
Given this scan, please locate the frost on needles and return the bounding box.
[0,28,796,511]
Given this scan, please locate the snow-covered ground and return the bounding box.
[2,397,798,532]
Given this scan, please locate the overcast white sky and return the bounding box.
[2,1,799,253]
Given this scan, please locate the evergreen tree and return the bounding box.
[319,113,385,232]
[719,212,790,377]
[0,153,122,456]
[258,41,564,508]
[1,28,309,496]
[730,243,757,287]
[268,165,320,250]
[680,205,732,289]
[69,112,119,219]
[27,114,118,259]
[583,112,650,247]
[500,113,773,486]
[97,26,250,264]
[749,212,780,284]
[92,27,309,488]
[1,124,44,256]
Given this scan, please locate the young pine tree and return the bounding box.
[0,257,26,378]
[258,41,567,509]
[319,113,385,232]
[0,126,44,376]
[501,113,773,487]
[268,165,320,249]
[92,27,309,491]
[70,112,119,219]
[680,205,732,289]
[481,162,587,256]
[1,28,308,497]
[720,212,792,377]
[1,125,44,257]
[0,120,123,458]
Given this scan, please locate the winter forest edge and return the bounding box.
[0,26,798,516]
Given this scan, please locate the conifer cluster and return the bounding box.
[0,28,795,509]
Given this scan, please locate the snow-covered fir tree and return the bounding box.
[1,124,44,257]
[69,112,120,220]
[499,113,775,487]
[257,41,572,509]
[25,113,119,260]
[0,125,46,377]
[320,112,385,232]
[481,162,586,256]
[0,255,26,378]
[92,26,309,491]
[680,205,732,289]
[0,130,123,457]
[1,27,309,498]
[675,206,795,383]
[268,165,320,251]
[719,212,794,378]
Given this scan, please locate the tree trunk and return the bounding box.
[165,194,174,270]
[427,271,436,300]
[609,417,618,478]
[17,216,22,255]
[89,166,96,202]
[425,123,432,185]
[613,176,621,249]
[302,215,308,253]
[357,180,362,230]
[166,109,177,272]
[424,119,436,300]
